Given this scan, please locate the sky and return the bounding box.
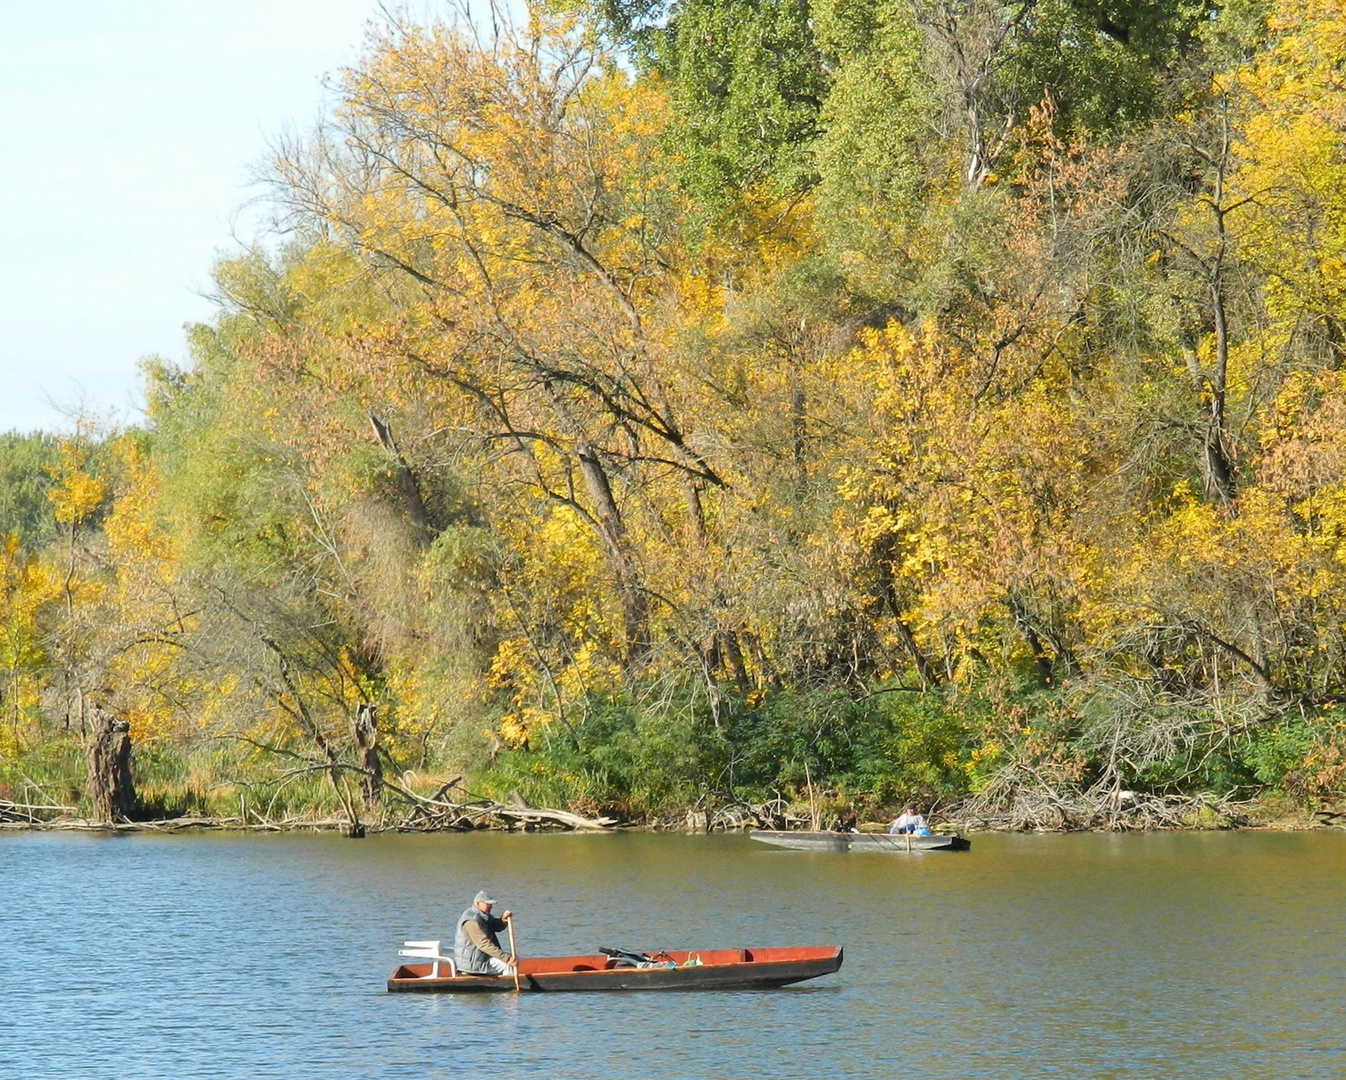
[0,0,397,434]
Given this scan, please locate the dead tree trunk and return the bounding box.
[87,704,135,823]
[353,703,382,811]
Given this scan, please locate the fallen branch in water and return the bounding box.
[0,800,79,823]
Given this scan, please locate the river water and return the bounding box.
[1,829,1343,1079]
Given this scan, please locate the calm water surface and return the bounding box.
[1,829,1343,1079]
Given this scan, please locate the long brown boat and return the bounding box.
[750,830,971,852]
[387,945,843,993]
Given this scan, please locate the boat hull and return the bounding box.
[750,830,971,852]
[387,945,842,993]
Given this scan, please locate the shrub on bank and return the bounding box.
[474,684,974,821]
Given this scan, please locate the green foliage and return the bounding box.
[478,684,972,818]
[478,694,712,817]
[1244,721,1316,790]
[1197,0,1272,63]
[812,0,931,273]
[1005,0,1196,138]
[649,0,830,207]
[0,432,59,551]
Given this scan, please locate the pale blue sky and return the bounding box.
[0,0,395,433]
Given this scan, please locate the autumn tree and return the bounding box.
[12,0,1346,825]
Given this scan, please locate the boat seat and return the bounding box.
[399,940,458,979]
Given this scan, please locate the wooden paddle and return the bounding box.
[505,914,521,992]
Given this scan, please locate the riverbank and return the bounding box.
[4,801,1341,836]
[4,734,1341,837]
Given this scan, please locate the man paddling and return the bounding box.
[454,890,517,976]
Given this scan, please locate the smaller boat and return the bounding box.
[388,944,842,993]
[750,830,970,852]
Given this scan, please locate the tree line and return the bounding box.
[3,0,1345,828]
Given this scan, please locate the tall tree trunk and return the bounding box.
[684,475,708,543]
[368,411,432,545]
[87,704,135,823]
[915,0,1036,187]
[539,377,651,667]
[353,703,382,811]
[1009,596,1055,684]
[789,362,807,482]
[872,531,941,687]
[262,637,364,837]
[576,443,650,666]
[893,619,940,690]
[1204,277,1237,505]
[1179,88,1239,508]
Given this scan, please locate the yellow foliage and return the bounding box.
[48,468,104,527]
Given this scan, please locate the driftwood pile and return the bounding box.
[683,798,805,833]
[945,768,1255,831]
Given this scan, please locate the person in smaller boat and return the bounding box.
[889,804,927,835]
[454,890,516,976]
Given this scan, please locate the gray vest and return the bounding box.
[454,905,504,973]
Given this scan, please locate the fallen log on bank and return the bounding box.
[394,797,618,831]
[246,765,620,832]
[490,805,619,829]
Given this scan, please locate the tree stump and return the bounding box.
[87,705,136,823]
[353,703,382,810]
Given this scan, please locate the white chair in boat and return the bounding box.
[399,940,457,979]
